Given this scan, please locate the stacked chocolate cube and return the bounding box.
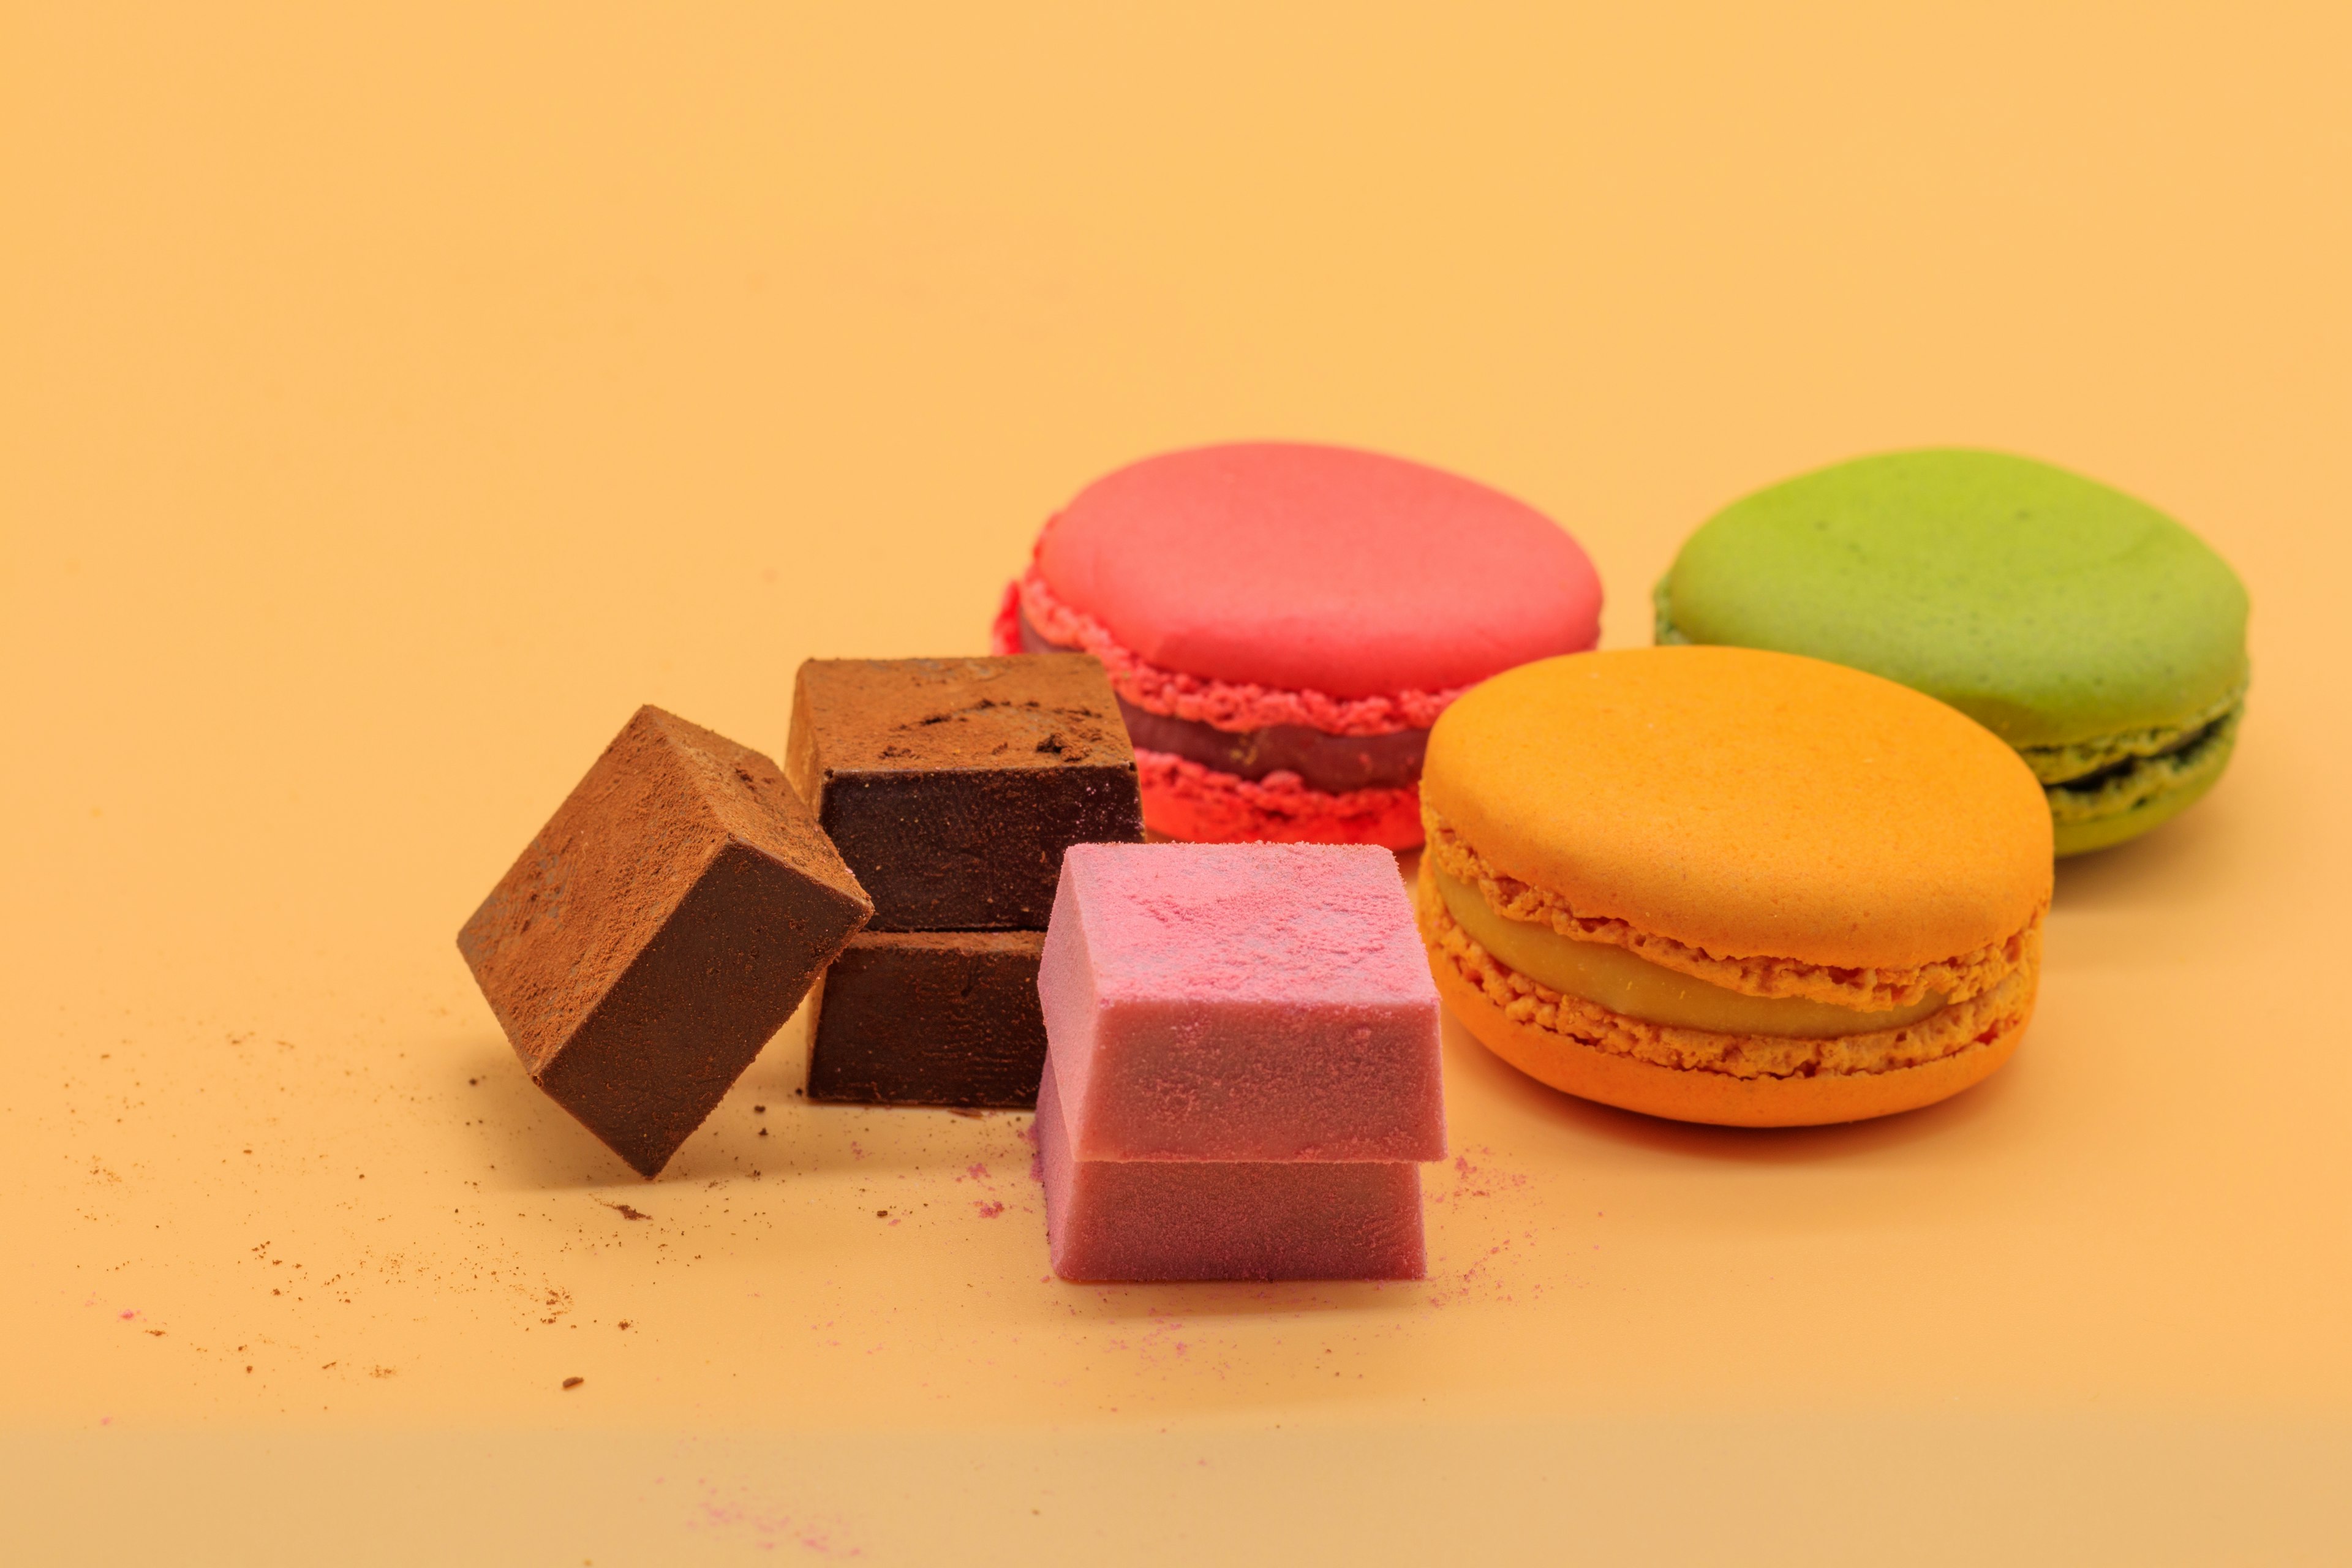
[1035,842,1446,1281]
[786,655,1145,1107]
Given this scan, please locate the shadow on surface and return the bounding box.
[451,1033,652,1191]
[463,1001,996,1191]
[2052,794,2242,912]
[1050,1275,1429,1327]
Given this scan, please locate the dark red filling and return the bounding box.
[1016,611,1428,793]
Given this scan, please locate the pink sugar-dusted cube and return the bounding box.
[1037,1058,1426,1282]
[1037,843,1444,1163]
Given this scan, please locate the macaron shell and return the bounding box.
[1427,944,2025,1127]
[1660,449,2250,749]
[1038,442,1602,698]
[1421,647,2052,970]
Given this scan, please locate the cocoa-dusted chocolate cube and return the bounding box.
[785,655,1144,931]
[458,705,871,1177]
[807,930,1049,1107]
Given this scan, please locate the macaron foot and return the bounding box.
[1137,747,1425,850]
[1428,943,2026,1127]
[2048,723,2238,857]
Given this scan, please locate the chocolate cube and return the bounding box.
[805,930,1049,1107]
[458,706,872,1177]
[784,655,1144,931]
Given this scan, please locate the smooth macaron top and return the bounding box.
[1421,647,2052,969]
[1659,449,2249,749]
[1035,442,1602,699]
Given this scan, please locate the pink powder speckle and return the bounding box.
[695,1493,863,1558]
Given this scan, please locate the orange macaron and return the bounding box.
[1415,646,2052,1125]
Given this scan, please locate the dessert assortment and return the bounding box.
[457,443,2247,1278]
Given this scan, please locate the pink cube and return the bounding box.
[1037,843,1444,1163]
[1037,1060,1426,1282]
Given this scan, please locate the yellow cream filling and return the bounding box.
[1432,869,1948,1039]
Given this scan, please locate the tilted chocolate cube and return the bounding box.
[459,706,871,1176]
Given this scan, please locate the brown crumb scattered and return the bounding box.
[145,1329,165,1337]
[600,1200,650,1221]
[562,1376,584,1390]
[876,1208,889,1219]
[753,1105,766,1114]
[370,1366,396,1379]
[617,1321,630,1330]
[757,1127,768,1137]
[245,1366,253,1373]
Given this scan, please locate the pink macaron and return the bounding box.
[993,442,1602,849]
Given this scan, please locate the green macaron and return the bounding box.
[1656,450,2249,856]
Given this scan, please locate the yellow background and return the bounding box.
[4,2,2348,1561]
